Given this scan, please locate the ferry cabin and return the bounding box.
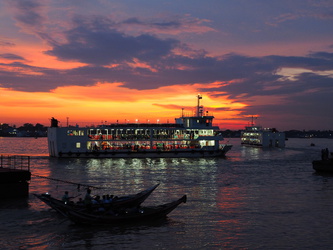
[241,126,285,148]
[47,115,229,157]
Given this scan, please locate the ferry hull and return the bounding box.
[54,146,232,158]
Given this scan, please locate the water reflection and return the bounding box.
[240,146,262,160]
[29,156,223,208]
[0,137,48,156]
[63,218,171,248]
[215,181,246,247]
[4,137,333,248]
[0,197,29,209]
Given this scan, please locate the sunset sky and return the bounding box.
[1,0,333,130]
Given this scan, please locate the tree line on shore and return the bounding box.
[0,123,47,137]
[0,123,332,138]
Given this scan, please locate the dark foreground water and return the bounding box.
[1,137,333,249]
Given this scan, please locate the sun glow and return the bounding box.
[0,81,246,128]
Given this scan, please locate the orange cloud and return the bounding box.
[3,41,87,70]
[127,58,157,72]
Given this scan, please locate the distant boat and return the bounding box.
[312,159,333,173]
[47,95,232,158]
[312,148,333,173]
[241,117,285,148]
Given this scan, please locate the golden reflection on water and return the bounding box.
[240,146,262,160]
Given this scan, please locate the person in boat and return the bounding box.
[92,195,101,204]
[62,191,70,204]
[109,195,114,203]
[321,148,330,160]
[102,195,111,204]
[84,188,93,207]
[62,191,75,204]
[76,198,84,205]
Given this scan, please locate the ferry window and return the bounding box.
[76,142,81,148]
[67,130,84,136]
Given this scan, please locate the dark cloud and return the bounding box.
[123,17,182,29]
[223,70,333,130]
[0,53,26,61]
[121,15,212,33]
[45,17,179,65]
[0,62,91,92]
[10,0,44,28]
[266,53,333,71]
[308,51,333,60]
[242,88,333,130]
[0,40,15,47]
[2,41,333,98]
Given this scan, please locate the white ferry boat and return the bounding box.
[47,96,232,158]
[241,118,285,148]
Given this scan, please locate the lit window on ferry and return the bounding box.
[76,142,81,148]
[67,130,85,136]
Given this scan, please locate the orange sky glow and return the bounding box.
[0,83,247,129]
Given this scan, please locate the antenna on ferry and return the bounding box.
[250,115,257,126]
[197,94,202,117]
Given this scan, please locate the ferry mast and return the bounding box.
[197,94,203,117]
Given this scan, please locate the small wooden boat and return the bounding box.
[66,195,187,225]
[312,159,333,173]
[312,148,333,173]
[34,183,160,217]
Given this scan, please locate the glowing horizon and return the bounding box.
[1,83,247,129]
[1,1,333,131]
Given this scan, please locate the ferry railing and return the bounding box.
[0,155,30,171]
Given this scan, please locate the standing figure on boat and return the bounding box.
[62,191,70,203]
[321,148,330,160]
[84,188,93,207]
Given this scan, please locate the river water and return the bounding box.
[1,137,333,249]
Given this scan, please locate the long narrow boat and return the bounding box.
[66,195,187,225]
[34,183,160,216]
